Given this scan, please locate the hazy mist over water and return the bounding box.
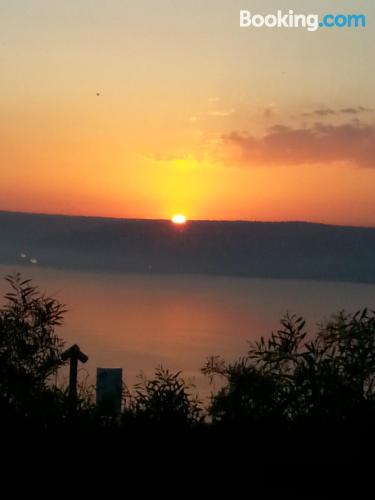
[1,264,375,395]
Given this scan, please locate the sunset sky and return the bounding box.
[1,0,375,225]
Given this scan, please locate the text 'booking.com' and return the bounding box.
[240,10,366,32]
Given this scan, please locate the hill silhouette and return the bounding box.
[1,210,375,283]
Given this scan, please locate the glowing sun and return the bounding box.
[171,214,187,225]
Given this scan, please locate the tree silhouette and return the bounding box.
[203,311,375,426]
[0,273,66,422]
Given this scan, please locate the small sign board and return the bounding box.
[96,368,123,416]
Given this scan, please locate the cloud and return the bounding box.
[358,106,374,112]
[190,108,235,121]
[206,109,235,117]
[223,121,375,168]
[341,107,361,114]
[304,106,373,117]
[264,105,276,118]
[341,106,373,114]
[311,108,336,117]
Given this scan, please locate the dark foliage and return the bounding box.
[122,366,203,427]
[203,311,375,426]
[0,273,67,422]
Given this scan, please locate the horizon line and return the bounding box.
[1,208,374,229]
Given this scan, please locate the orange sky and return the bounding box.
[1,1,375,226]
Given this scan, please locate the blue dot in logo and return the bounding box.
[319,22,323,27]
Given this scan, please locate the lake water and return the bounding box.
[1,264,375,396]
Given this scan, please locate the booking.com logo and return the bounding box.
[240,10,366,32]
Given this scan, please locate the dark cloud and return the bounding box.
[341,107,360,114]
[358,106,373,112]
[313,108,336,117]
[341,106,373,114]
[264,106,275,118]
[223,121,375,168]
[303,106,373,117]
[302,108,336,117]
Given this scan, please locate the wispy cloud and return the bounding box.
[223,121,375,168]
[206,109,235,118]
[303,106,373,117]
[311,108,336,117]
[191,108,235,121]
[341,106,373,115]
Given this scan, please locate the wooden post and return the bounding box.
[61,344,88,412]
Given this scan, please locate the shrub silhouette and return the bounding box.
[203,311,375,426]
[123,366,202,427]
[0,273,66,422]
